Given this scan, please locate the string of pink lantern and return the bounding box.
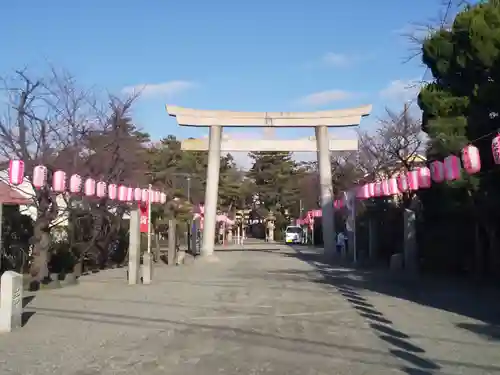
[6,161,168,205]
[297,138,498,225]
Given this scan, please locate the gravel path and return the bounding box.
[0,244,499,375]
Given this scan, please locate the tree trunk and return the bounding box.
[29,190,58,281]
[29,220,51,281]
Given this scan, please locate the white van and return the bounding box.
[285,226,303,244]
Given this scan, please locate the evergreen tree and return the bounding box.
[418,0,500,276]
[247,151,302,219]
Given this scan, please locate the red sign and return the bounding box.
[139,203,149,233]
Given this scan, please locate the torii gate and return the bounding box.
[166,105,372,259]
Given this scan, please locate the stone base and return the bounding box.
[64,273,78,285]
[390,253,403,271]
[195,254,220,263]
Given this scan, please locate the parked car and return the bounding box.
[284,225,303,244]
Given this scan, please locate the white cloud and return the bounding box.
[296,90,353,106]
[322,52,351,67]
[121,80,196,97]
[379,79,421,101]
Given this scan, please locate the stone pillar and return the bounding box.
[0,203,3,272]
[315,126,335,256]
[191,220,198,255]
[201,125,222,257]
[128,209,141,285]
[0,271,23,332]
[403,209,418,275]
[168,219,176,265]
[154,232,161,262]
[267,221,275,242]
[368,218,376,261]
[142,252,153,284]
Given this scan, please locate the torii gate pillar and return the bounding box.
[166,105,372,258]
[315,125,335,255]
[203,126,222,256]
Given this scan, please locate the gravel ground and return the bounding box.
[0,243,499,375]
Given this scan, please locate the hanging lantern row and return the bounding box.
[7,161,168,205]
[298,140,497,223]
[353,142,484,200]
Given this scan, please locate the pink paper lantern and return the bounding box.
[69,174,82,193]
[154,190,161,203]
[407,170,419,191]
[461,145,481,174]
[398,173,409,192]
[117,185,127,201]
[374,181,383,197]
[430,160,445,183]
[84,178,96,196]
[126,187,133,201]
[141,188,149,202]
[381,180,390,196]
[388,178,399,195]
[133,187,142,201]
[160,192,167,204]
[52,170,66,192]
[356,184,370,199]
[108,184,117,200]
[312,209,322,217]
[492,135,500,164]
[417,167,431,188]
[32,165,47,189]
[444,155,461,181]
[149,190,156,203]
[8,160,24,185]
[96,181,107,197]
[367,182,375,197]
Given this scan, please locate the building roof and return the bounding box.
[0,181,32,205]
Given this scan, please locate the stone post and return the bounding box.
[0,271,23,332]
[168,219,176,266]
[191,220,198,254]
[0,203,3,272]
[142,252,153,284]
[403,209,418,275]
[128,209,141,285]
[368,218,377,261]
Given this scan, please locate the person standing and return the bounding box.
[337,232,347,255]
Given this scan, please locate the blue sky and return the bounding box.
[0,0,442,167]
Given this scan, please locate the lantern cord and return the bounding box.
[467,128,500,145]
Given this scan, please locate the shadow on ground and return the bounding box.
[284,246,500,328]
[263,245,500,374]
[27,304,499,374]
[22,295,36,326]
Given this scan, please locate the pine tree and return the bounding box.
[418,0,500,276]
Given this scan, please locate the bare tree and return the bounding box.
[0,68,145,279]
[358,104,426,177]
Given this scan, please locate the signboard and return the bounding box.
[139,203,149,233]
